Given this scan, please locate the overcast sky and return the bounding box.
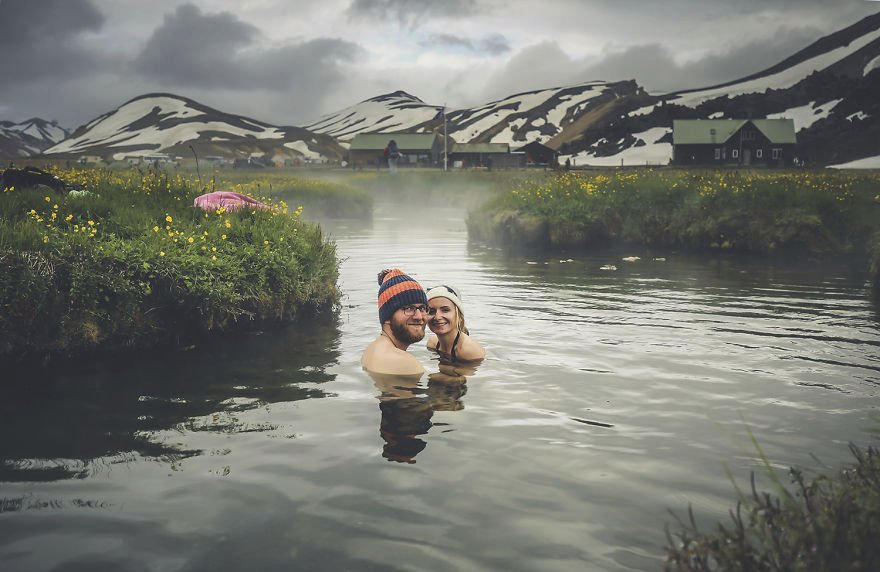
[1,0,878,129]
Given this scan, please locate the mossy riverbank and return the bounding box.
[467,169,880,261]
[0,168,341,363]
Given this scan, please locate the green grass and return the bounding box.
[665,444,880,571]
[468,169,880,255]
[0,168,339,361]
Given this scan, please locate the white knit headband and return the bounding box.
[426,285,463,311]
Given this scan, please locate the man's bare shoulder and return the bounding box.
[362,336,425,376]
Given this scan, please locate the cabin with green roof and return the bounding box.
[672,119,797,167]
[449,142,521,169]
[348,132,447,168]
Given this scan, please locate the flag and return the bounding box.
[433,108,445,121]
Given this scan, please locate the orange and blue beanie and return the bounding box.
[377,268,427,323]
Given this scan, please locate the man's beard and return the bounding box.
[391,317,425,345]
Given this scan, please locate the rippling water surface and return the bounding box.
[2,198,879,571]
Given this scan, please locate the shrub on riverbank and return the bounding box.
[467,170,880,255]
[665,444,880,571]
[0,168,339,361]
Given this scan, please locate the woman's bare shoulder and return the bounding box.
[457,334,486,361]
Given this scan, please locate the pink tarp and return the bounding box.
[193,191,271,212]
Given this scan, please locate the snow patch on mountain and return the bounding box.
[48,95,285,156]
[847,111,869,121]
[828,155,880,169]
[283,140,323,161]
[304,92,438,141]
[864,55,880,75]
[573,127,672,166]
[768,99,842,131]
[668,27,880,108]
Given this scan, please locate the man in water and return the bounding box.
[361,268,428,376]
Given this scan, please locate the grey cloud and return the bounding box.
[134,4,361,92]
[0,0,103,45]
[422,33,475,50]
[0,0,112,80]
[133,4,259,86]
[346,0,480,27]
[482,41,576,101]
[480,34,511,55]
[575,26,823,92]
[421,33,510,55]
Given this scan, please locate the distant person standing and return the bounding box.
[385,139,401,173]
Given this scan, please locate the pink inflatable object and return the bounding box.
[193,191,271,212]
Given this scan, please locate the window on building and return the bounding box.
[742,130,756,141]
[714,148,721,160]
[732,149,739,159]
[756,149,763,159]
[772,148,781,159]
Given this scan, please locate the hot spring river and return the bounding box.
[2,199,879,571]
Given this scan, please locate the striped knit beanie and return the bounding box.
[377,268,428,324]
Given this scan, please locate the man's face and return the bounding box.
[388,304,427,345]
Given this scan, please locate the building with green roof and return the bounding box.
[348,132,447,168]
[449,142,521,169]
[672,119,797,167]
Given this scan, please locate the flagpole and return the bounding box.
[443,104,448,172]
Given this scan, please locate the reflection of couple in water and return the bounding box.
[361,268,485,463]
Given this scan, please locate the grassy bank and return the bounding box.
[665,444,880,571]
[0,168,339,362]
[467,169,880,256]
[192,170,372,219]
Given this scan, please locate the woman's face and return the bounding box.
[427,297,457,335]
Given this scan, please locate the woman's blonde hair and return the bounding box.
[456,306,469,336]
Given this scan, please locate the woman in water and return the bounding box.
[425,285,485,363]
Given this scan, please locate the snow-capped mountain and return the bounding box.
[592,10,880,167]
[303,91,441,141]
[305,81,648,147]
[306,11,880,167]
[6,11,879,167]
[43,93,344,163]
[0,118,68,158]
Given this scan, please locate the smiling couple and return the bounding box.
[361,268,485,376]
